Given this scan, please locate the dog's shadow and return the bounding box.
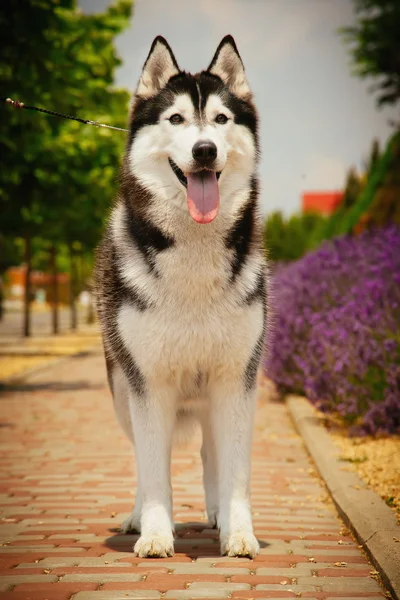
[105,522,269,558]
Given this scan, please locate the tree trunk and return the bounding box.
[87,280,95,325]
[0,235,4,321]
[23,234,32,337]
[0,282,3,322]
[69,244,77,330]
[50,244,59,335]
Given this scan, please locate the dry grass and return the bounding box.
[0,355,60,379]
[320,413,400,519]
[0,329,101,381]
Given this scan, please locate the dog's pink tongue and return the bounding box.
[187,171,220,224]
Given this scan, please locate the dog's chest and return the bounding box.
[116,236,262,385]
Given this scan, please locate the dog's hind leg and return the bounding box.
[210,380,259,558]
[110,365,142,533]
[121,479,142,533]
[128,384,176,558]
[199,414,219,528]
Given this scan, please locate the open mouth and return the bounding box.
[168,158,221,225]
[168,158,221,188]
[169,158,187,187]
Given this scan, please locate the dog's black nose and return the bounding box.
[192,140,217,164]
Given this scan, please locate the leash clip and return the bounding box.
[6,98,25,109]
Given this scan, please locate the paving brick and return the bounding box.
[255,583,319,592]
[0,593,96,600]
[316,567,372,576]
[189,582,251,591]
[76,559,133,567]
[164,590,229,598]
[147,573,227,587]
[61,572,142,582]
[137,561,215,569]
[255,567,312,576]
[100,581,187,591]
[0,544,56,552]
[0,574,57,592]
[72,593,162,599]
[15,558,79,568]
[20,518,81,524]
[51,567,167,577]
[232,596,316,600]
[0,546,86,553]
[23,524,89,531]
[12,582,99,595]
[298,575,382,592]
[173,567,250,575]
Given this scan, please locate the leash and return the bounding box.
[1,97,129,133]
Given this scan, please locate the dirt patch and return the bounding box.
[321,416,400,520]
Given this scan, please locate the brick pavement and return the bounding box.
[0,350,388,599]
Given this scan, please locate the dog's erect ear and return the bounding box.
[136,36,180,99]
[207,35,251,100]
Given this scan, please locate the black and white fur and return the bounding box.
[95,35,267,558]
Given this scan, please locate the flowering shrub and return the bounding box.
[265,226,400,435]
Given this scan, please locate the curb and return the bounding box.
[286,394,400,600]
[0,343,102,387]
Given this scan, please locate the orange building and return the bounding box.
[302,191,344,215]
[5,265,70,304]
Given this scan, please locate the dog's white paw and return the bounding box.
[134,533,174,558]
[221,531,259,558]
[120,512,141,534]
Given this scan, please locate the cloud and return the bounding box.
[301,155,347,190]
[197,0,340,68]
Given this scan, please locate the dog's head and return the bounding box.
[127,35,258,224]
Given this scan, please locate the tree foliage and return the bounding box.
[264,211,326,263]
[341,0,400,107]
[0,0,132,330]
[0,0,131,241]
[342,167,363,209]
[364,132,400,228]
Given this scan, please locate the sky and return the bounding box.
[80,0,397,215]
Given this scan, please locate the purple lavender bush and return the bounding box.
[265,225,400,435]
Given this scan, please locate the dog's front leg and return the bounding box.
[128,386,176,558]
[121,475,142,534]
[211,382,259,558]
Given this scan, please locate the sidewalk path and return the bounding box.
[0,313,100,382]
[0,352,387,599]
[0,307,87,339]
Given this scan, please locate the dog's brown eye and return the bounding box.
[216,114,228,124]
[169,114,184,125]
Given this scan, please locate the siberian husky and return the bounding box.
[95,35,267,558]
